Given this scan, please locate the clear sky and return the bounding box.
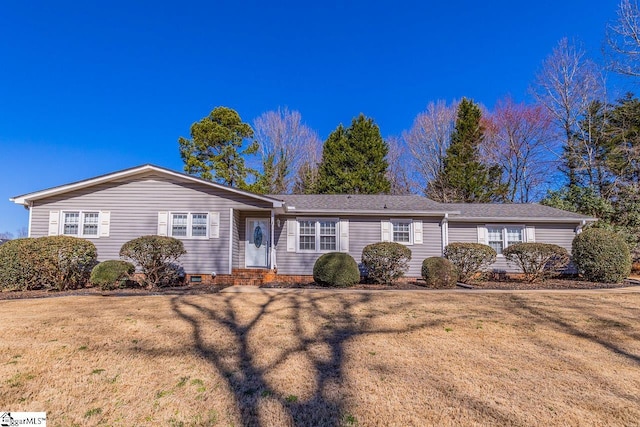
[0,0,623,234]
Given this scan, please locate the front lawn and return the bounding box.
[1,290,639,426]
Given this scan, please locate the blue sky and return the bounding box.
[0,0,624,234]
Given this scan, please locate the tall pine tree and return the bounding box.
[179,106,257,189]
[428,98,505,202]
[316,114,391,194]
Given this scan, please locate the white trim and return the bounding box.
[168,212,210,239]
[441,215,448,254]
[484,224,526,255]
[60,210,102,239]
[296,217,340,253]
[10,164,284,207]
[228,208,233,275]
[27,203,33,237]
[245,217,270,268]
[390,218,413,245]
[270,210,276,269]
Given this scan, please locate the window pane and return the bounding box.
[300,235,315,251]
[299,221,315,235]
[319,221,336,236]
[172,214,188,237]
[506,227,523,244]
[487,227,503,254]
[82,212,99,236]
[393,221,410,243]
[191,213,208,237]
[298,220,316,250]
[63,212,79,235]
[320,236,336,251]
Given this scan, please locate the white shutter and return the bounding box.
[413,220,423,245]
[210,212,220,238]
[477,225,488,244]
[286,219,296,252]
[526,226,536,242]
[381,220,391,242]
[48,211,60,236]
[99,211,110,237]
[339,219,349,252]
[157,212,168,236]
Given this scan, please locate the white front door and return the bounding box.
[245,218,270,268]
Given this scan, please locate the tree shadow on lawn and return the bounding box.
[507,294,640,366]
[167,291,438,427]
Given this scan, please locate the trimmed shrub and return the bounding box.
[421,257,458,288]
[572,228,632,283]
[503,243,570,283]
[0,238,44,291]
[0,236,97,291]
[361,242,412,285]
[90,260,136,290]
[313,252,360,287]
[444,242,496,283]
[39,236,98,290]
[119,236,186,288]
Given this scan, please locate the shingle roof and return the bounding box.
[269,194,595,221]
[268,194,447,213]
[442,203,594,221]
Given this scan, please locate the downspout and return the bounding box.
[27,201,33,237]
[441,213,449,255]
[270,209,276,270]
[228,208,234,275]
[576,219,586,234]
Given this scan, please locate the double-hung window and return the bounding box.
[62,211,100,237]
[298,219,338,252]
[392,220,412,244]
[487,225,524,254]
[170,213,209,239]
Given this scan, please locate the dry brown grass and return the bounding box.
[1,289,639,427]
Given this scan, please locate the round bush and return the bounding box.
[120,235,186,288]
[313,252,360,287]
[421,257,458,288]
[361,242,412,285]
[90,260,136,290]
[444,242,496,283]
[572,228,632,283]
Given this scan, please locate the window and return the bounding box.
[62,211,100,237]
[298,219,338,252]
[170,213,208,238]
[486,225,524,255]
[392,220,411,243]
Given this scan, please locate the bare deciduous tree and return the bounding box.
[483,97,555,202]
[253,108,322,194]
[531,38,603,187]
[385,136,413,195]
[402,100,459,198]
[605,0,640,77]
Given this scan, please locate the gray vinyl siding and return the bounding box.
[274,216,442,277]
[30,174,272,274]
[447,222,579,273]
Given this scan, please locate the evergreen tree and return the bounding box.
[428,98,505,202]
[179,106,257,188]
[316,114,391,194]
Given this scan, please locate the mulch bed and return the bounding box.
[1,278,638,300]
